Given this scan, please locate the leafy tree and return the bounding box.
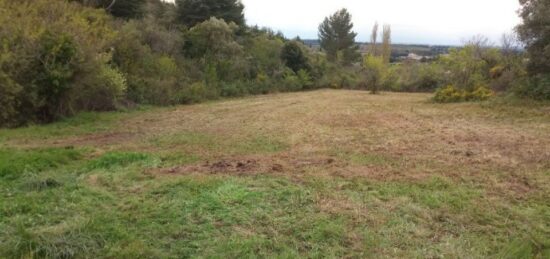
[363,55,387,94]
[281,41,310,73]
[318,9,359,65]
[175,0,245,28]
[184,18,241,59]
[516,0,550,75]
[439,46,488,91]
[245,34,284,77]
[184,18,245,83]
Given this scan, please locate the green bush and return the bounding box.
[282,71,303,92]
[468,85,494,101]
[434,85,466,103]
[363,55,387,94]
[220,81,249,97]
[34,31,79,122]
[390,61,444,92]
[0,72,23,127]
[297,70,314,90]
[250,72,275,94]
[281,41,311,73]
[113,21,184,106]
[514,74,550,100]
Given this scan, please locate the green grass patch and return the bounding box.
[232,136,287,154]
[348,152,398,166]
[0,112,129,144]
[332,150,401,167]
[0,148,83,179]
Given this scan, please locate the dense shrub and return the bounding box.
[112,20,183,105]
[281,41,311,73]
[363,55,387,94]
[0,0,119,127]
[175,82,218,104]
[244,34,285,78]
[34,32,79,122]
[391,62,443,92]
[514,74,550,100]
[434,85,494,103]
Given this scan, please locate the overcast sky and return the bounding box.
[167,0,522,45]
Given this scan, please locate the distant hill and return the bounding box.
[301,39,453,61]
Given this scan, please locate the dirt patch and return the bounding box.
[149,152,439,184]
[151,154,343,177]
[156,159,263,176]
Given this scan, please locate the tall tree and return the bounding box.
[318,9,359,65]
[370,22,379,56]
[381,25,392,64]
[175,0,245,28]
[516,0,550,76]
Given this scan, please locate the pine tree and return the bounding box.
[176,0,245,28]
[318,9,359,65]
[516,0,550,99]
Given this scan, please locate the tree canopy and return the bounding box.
[73,0,146,19]
[516,0,550,75]
[175,0,245,28]
[281,41,310,73]
[318,9,359,65]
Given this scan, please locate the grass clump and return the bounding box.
[86,152,152,170]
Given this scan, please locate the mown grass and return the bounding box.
[2,161,547,258]
[0,91,549,258]
[150,131,287,156]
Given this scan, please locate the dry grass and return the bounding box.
[7,90,548,190]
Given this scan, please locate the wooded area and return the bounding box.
[0,0,548,127]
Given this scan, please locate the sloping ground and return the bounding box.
[1,90,549,258]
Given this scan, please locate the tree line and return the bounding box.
[0,0,548,127]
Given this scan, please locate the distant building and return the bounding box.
[406,53,423,61]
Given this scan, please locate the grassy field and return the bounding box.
[1,90,549,258]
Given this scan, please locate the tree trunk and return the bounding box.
[106,0,116,11]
